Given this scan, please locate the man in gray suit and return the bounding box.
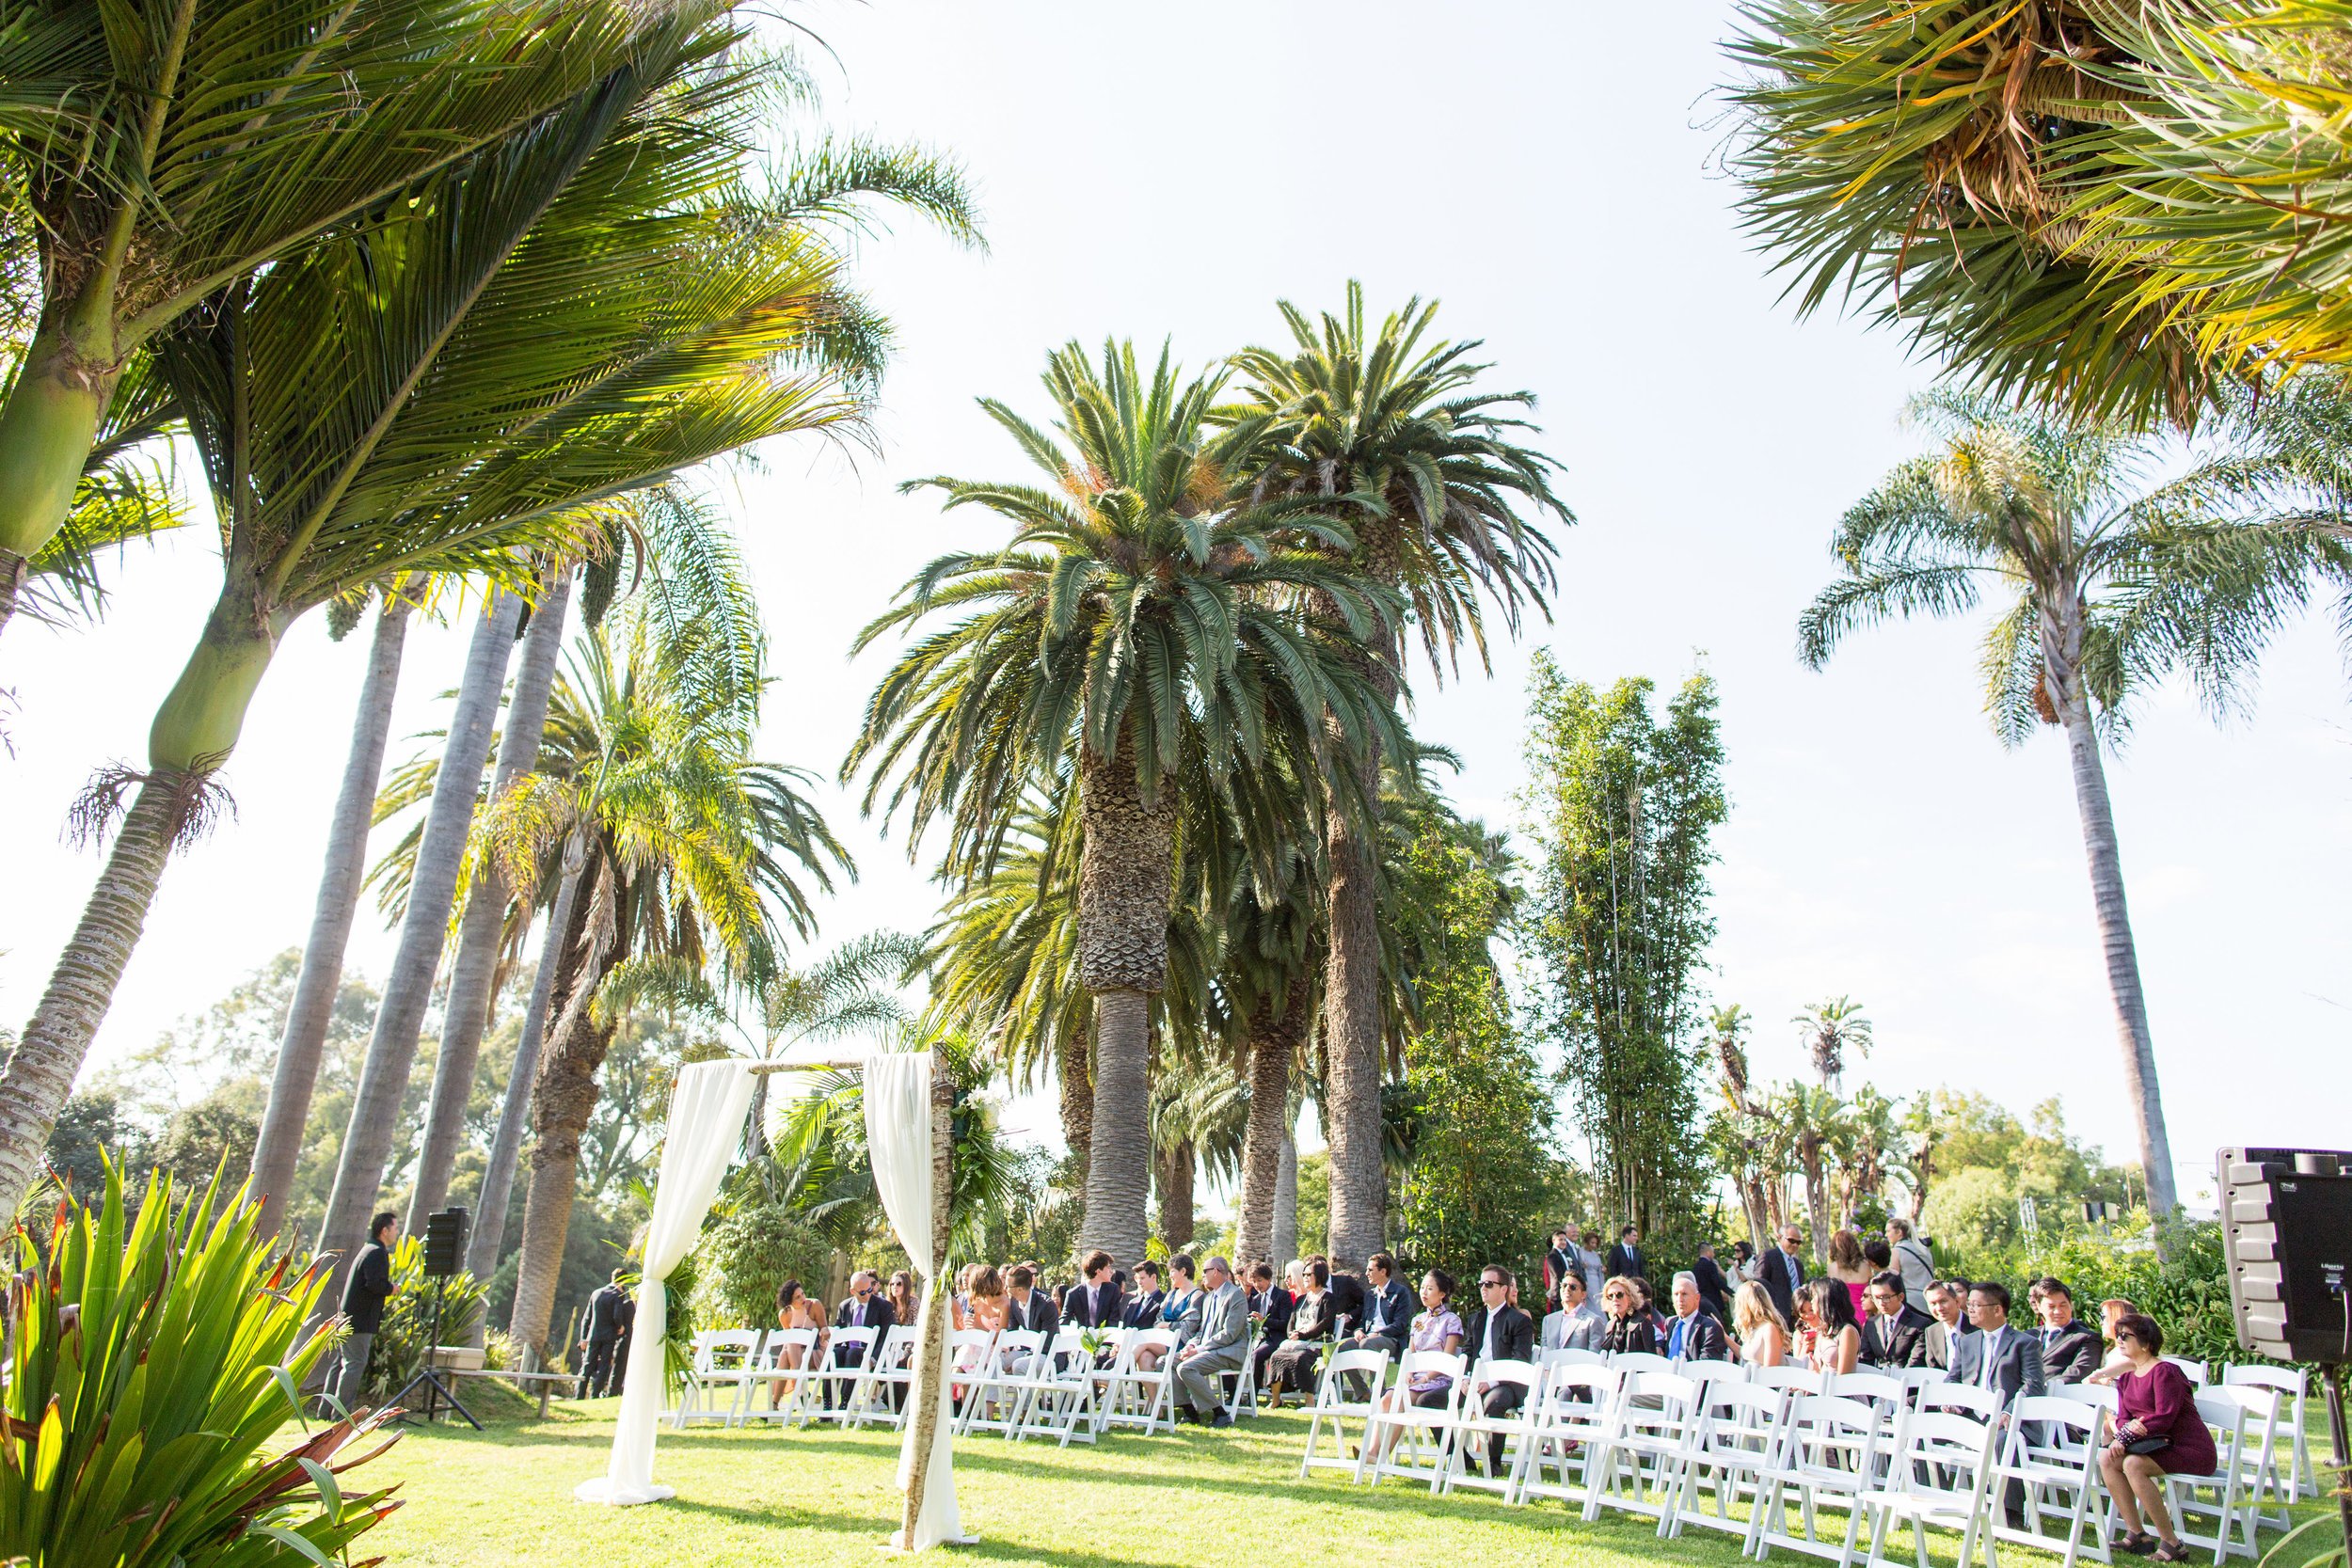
[1174,1255,1249,1428]
[1944,1280,2044,1525]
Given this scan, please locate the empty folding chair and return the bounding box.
[1915,1380,2008,1425]
[1664,1379,1785,1544]
[1359,1352,1468,1489]
[2206,1381,2292,1529]
[1754,1362,1827,1397]
[1438,1358,1545,1498]
[1611,1350,1676,1379]
[1858,1407,2003,1568]
[1099,1328,1181,1435]
[816,1325,880,1425]
[2160,1392,2255,1563]
[1899,1366,1948,1402]
[2162,1356,2210,1388]
[1993,1395,2113,1568]
[2222,1365,2312,1500]
[856,1324,918,1430]
[1547,1346,1608,1369]
[2051,1381,2121,1415]
[1750,1393,1885,1567]
[1299,1347,1391,1479]
[747,1327,822,1426]
[1008,1328,1099,1445]
[1582,1370,1699,1528]
[1829,1370,1906,1411]
[1684,1358,1750,1399]
[1517,1362,1620,1510]
[673,1329,762,1429]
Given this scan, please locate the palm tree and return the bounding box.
[1793,996,1872,1090]
[739,930,924,1159]
[501,603,850,1356]
[5,355,185,635]
[1773,1081,1852,1263]
[1148,1052,1244,1254]
[0,0,660,641]
[1220,284,1571,1270]
[1216,841,1322,1268]
[0,29,869,1222]
[849,340,1407,1268]
[1799,388,2352,1216]
[1708,1004,1772,1251]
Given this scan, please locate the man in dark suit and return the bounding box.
[1003,1264,1059,1336]
[1760,1224,1808,1324]
[581,1269,634,1398]
[827,1269,895,1408]
[1245,1261,1293,1392]
[1946,1281,2045,1524]
[1664,1273,1730,1361]
[1120,1259,1167,1328]
[1333,1252,1411,1400]
[1324,1258,1366,1334]
[1460,1264,1537,1474]
[1543,1229,1576,1301]
[1604,1225,1644,1285]
[1861,1271,1933,1369]
[2032,1277,2106,1384]
[1060,1249,1124,1332]
[1691,1242,1734,1323]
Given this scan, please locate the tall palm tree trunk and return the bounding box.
[0,572,279,1217]
[1271,1131,1298,1263]
[464,827,588,1286]
[1157,1139,1196,1253]
[2046,609,2178,1215]
[1057,1029,1092,1178]
[408,569,574,1228]
[1322,800,1385,1272]
[251,582,420,1239]
[1073,743,1171,1268]
[315,590,521,1295]
[1236,986,1301,1264]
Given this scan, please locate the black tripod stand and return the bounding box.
[389,1206,481,1430]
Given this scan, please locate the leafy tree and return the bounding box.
[1793,996,1872,1089]
[1798,388,2352,1214]
[1518,657,1726,1248]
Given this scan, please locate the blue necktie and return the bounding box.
[1670,1319,1687,1358]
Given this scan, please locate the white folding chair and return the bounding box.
[1755,1362,1828,1397]
[2223,1365,2312,1499]
[1006,1327,1098,1445]
[2162,1356,2210,1387]
[1899,1366,1949,1400]
[1663,1378,1784,1544]
[945,1327,999,1432]
[1099,1327,1180,1435]
[1751,1393,1884,1566]
[1994,1396,2113,1568]
[2051,1381,2120,1414]
[1611,1350,1676,1378]
[1438,1358,1544,1498]
[2161,1391,2255,1561]
[1916,1380,2009,1424]
[1299,1347,1391,1478]
[1859,1407,2003,1568]
[1517,1361,1619,1509]
[961,1328,1042,1435]
[672,1328,762,1428]
[1830,1370,1906,1411]
[1217,1321,1261,1420]
[2208,1379,2294,1526]
[1359,1352,1468,1488]
[816,1325,879,1425]
[1583,1370,1698,1527]
[855,1323,918,1430]
[747,1327,822,1425]
[1684,1358,1750,1397]
[1548,1346,1608,1368]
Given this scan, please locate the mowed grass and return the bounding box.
[338,1387,2344,1568]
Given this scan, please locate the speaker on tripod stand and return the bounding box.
[389,1206,482,1431]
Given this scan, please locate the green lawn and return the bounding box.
[343,1388,2343,1568]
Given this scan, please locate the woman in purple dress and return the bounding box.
[2096,1313,2215,1561]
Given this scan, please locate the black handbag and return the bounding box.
[2124,1435,2170,1456]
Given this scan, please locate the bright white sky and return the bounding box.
[5,2,2344,1212]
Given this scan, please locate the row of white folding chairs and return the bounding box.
[948,1321,1261,1443]
[672,1325,914,1430]
[1322,1351,2270,1568]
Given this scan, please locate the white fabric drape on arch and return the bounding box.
[576,1057,755,1505]
[863,1051,969,1550]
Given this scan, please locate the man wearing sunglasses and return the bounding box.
[1458,1265,1535,1476]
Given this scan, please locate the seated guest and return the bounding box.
[1246,1260,1293,1390]
[1364,1270,1463,1464]
[1861,1269,1932,1368]
[1943,1280,2044,1402]
[1542,1273,1607,1352]
[1002,1263,1058,1365]
[1460,1265,1536,1475]
[1173,1257,1249,1427]
[1120,1260,1166,1330]
[1133,1256,1198,1373]
[1800,1276,1861,1375]
[2034,1276,2105,1384]
[885,1270,919,1328]
[828,1269,893,1408]
[1665,1271,1729,1361]
[1631,1276,1671,1338]
[1921,1278,1972,1370]
[1322,1254,1366,1332]
[1061,1249,1123,1331]
[1733,1280,1789,1367]
[2096,1314,2214,1562]
[771,1280,827,1409]
[1692,1242,1733,1322]
[1599,1275,1657,1354]
[1333,1251,1411,1401]
[2094,1295,2140,1375]
[1265,1259,1336,1403]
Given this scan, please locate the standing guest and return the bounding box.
[327,1211,400,1414]
[1943,1281,2044,1400]
[1861,1271,1932,1369]
[1732,1239,1760,1282]
[1887,1218,1937,1313]
[1363,1271,1464,1463]
[1665,1272,1730,1361]
[1733,1281,1790,1367]
[1761,1225,1808,1324]
[1174,1257,1249,1426]
[1921,1278,1973,1369]
[1863,1237,1893,1276]
[1542,1273,1609,1352]
[1121,1260,1167,1330]
[1544,1229,1575,1298]
[1801,1277,1863,1375]
[1062,1250,1124,1331]
[1245,1261,1293,1391]
[1460,1265,1536,1475]
[1578,1227,1608,1303]
[580,1268,634,1399]
[1692,1242,1734,1323]
[1599,1276,1658,1354]
[1605,1224,1645,1284]
[1825,1229,1872,1319]
[1265,1259,1336,1403]
[2033,1277,2105,1384]
[2095,1314,2213,1562]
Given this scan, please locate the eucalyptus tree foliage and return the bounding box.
[0,0,658,640]
[1797,388,2352,1215]
[1518,655,1726,1244]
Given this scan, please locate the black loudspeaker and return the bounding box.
[422,1206,469,1279]
[2217,1148,2352,1364]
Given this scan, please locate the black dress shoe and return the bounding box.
[1209,1411,1233,1428]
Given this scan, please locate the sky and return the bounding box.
[4,2,2345,1216]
